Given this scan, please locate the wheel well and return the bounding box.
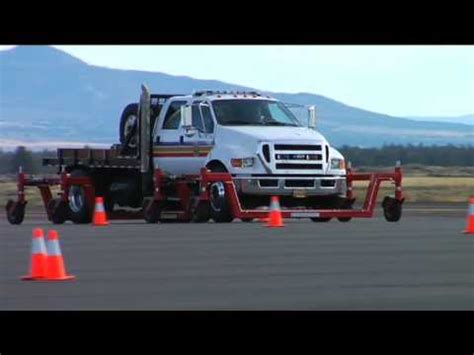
[206,160,228,172]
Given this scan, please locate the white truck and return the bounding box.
[7,85,404,225]
[121,88,348,222]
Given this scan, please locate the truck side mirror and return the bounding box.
[181,105,196,137]
[181,105,193,127]
[308,105,317,129]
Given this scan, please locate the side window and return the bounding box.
[162,101,186,129]
[200,104,215,133]
[192,105,205,132]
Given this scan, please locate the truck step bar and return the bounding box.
[5,163,404,225]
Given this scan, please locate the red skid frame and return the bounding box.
[6,171,142,221]
[7,163,403,223]
[153,165,404,220]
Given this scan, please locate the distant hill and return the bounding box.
[406,114,474,126]
[1,45,473,148]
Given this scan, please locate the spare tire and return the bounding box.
[119,103,139,154]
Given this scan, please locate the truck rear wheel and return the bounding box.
[68,170,92,224]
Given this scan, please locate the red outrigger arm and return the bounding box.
[197,164,404,219]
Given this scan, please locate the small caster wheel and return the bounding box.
[48,199,68,224]
[191,201,210,223]
[6,199,26,225]
[143,199,161,224]
[382,196,402,222]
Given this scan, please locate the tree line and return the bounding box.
[0,144,472,174]
[337,144,473,167]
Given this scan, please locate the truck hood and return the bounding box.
[216,126,328,144]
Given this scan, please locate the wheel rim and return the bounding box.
[124,114,138,148]
[210,182,226,212]
[68,186,85,213]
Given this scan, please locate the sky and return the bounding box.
[1,45,473,117]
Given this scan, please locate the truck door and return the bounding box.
[153,100,215,175]
[180,101,215,173]
[153,100,188,174]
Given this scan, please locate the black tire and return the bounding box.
[143,199,160,224]
[68,170,92,224]
[191,201,210,223]
[103,193,115,214]
[6,199,25,225]
[382,196,402,222]
[311,217,332,223]
[48,198,67,224]
[337,198,353,222]
[208,164,234,223]
[119,103,139,154]
[241,218,254,223]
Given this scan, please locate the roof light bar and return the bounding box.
[192,90,261,97]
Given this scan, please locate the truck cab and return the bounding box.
[151,90,347,201]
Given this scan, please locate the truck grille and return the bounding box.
[274,144,321,151]
[275,153,322,161]
[272,143,324,171]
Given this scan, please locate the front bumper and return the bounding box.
[233,175,347,196]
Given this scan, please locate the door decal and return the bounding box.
[153,143,214,157]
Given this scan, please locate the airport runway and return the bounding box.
[1,205,473,310]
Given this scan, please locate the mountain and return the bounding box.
[1,45,473,148]
[406,114,474,126]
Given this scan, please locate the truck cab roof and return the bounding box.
[167,90,277,103]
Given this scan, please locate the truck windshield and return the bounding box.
[212,99,301,127]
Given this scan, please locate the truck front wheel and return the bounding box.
[209,181,234,223]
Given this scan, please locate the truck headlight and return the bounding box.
[231,157,255,168]
[330,158,345,170]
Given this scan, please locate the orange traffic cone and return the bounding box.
[266,196,285,228]
[463,196,474,234]
[93,196,109,226]
[43,230,75,281]
[21,228,48,280]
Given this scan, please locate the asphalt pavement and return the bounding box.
[1,204,473,310]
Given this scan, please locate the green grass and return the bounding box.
[353,176,474,203]
[1,167,473,207]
